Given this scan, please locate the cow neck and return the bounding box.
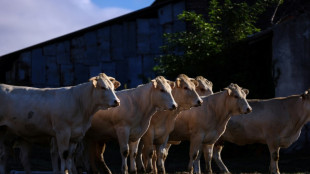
[285,95,310,134]
[128,82,158,122]
[171,88,188,111]
[157,108,180,122]
[72,82,98,119]
[207,91,232,126]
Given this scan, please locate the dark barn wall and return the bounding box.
[2,1,187,89]
[272,12,310,153]
[273,13,310,98]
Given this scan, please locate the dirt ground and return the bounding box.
[7,141,310,173]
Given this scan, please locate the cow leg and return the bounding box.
[136,141,146,173]
[96,143,112,174]
[129,140,140,174]
[50,137,60,174]
[69,142,78,174]
[163,143,172,162]
[202,144,214,174]
[156,144,168,174]
[73,141,86,174]
[141,139,155,173]
[116,127,130,174]
[267,143,280,174]
[56,130,71,174]
[0,136,9,174]
[18,140,32,174]
[188,136,203,174]
[193,151,201,174]
[152,149,157,174]
[213,145,230,173]
[88,140,100,174]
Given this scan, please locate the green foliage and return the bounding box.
[154,0,280,98]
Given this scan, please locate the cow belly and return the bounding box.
[278,131,301,148]
[202,131,221,144]
[6,118,53,138]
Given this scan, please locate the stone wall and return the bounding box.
[5,1,186,89]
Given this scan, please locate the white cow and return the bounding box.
[210,89,310,174]
[136,76,212,174]
[166,83,252,173]
[79,76,177,174]
[0,73,120,174]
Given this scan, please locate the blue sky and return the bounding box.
[0,0,154,56]
[92,0,153,10]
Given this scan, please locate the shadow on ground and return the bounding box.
[7,141,310,173]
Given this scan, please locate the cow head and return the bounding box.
[195,76,213,96]
[172,74,203,110]
[224,83,252,115]
[151,76,178,111]
[89,73,121,110]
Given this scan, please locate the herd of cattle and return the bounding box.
[0,73,309,174]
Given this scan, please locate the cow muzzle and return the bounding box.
[194,99,203,107]
[169,103,178,111]
[244,106,252,114]
[112,99,120,107]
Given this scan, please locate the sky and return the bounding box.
[0,0,154,56]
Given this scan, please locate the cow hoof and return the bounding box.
[104,169,112,174]
[129,170,137,174]
[137,167,146,173]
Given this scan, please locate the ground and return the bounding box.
[7,141,310,173]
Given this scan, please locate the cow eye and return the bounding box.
[101,87,107,90]
[200,88,205,91]
[234,95,239,99]
[160,89,165,93]
[184,87,188,90]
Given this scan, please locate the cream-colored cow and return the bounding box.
[209,89,310,174]
[166,83,252,174]
[0,73,120,174]
[195,76,213,96]
[80,76,177,174]
[136,76,212,174]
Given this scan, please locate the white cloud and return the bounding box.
[0,0,132,56]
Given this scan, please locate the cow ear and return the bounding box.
[243,89,249,95]
[151,79,157,88]
[109,77,121,89]
[168,80,175,89]
[89,76,98,88]
[302,90,309,100]
[190,78,199,87]
[208,81,213,87]
[176,78,181,88]
[225,88,232,96]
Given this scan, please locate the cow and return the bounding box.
[166,83,252,174]
[0,73,120,174]
[78,76,178,174]
[136,76,212,174]
[208,89,310,174]
[194,76,213,96]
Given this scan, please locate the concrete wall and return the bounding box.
[5,1,186,89]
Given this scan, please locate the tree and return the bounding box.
[154,0,281,98]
